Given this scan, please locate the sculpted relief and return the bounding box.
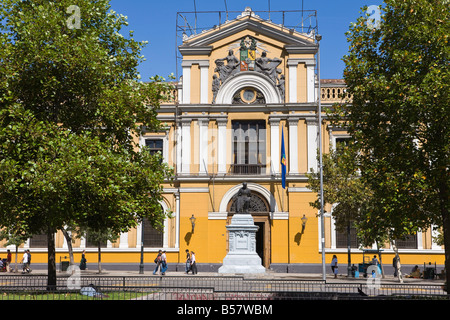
[212,36,285,104]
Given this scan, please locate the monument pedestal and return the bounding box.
[218,214,266,274]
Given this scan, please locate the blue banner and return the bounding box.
[280,128,286,189]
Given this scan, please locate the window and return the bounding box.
[231,120,266,174]
[142,218,164,247]
[145,139,163,156]
[29,233,48,248]
[336,137,350,147]
[395,235,418,249]
[336,225,359,249]
[86,234,107,248]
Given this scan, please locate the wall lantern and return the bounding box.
[190,214,196,233]
[301,214,308,233]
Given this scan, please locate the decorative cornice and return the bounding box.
[178,46,213,56]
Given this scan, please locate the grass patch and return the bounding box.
[1,290,150,300]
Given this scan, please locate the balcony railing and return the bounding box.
[230,164,266,175]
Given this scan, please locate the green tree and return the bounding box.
[336,0,449,288]
[77,227,120,274]
[307,142,374,276]
[0,229,29,273]
[0,0,173,289]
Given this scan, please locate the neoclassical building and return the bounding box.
[6,8,444,272]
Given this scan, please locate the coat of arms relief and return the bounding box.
[212,36,285,104]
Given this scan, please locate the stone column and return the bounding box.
[306,60,316,103]
[288,117,299,174]
[199,61,209,104]
[270,118,280,174]
[217,118,228,174]
[306,118,318,172]
[181,118,191,174]
[198,118,208,175]
[181,61,191,104]
[287,59,298,103]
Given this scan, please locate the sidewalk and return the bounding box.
[8,264,444,285]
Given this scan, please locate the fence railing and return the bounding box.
[0,275,448,300]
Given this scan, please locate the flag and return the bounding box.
[280,127,286,189]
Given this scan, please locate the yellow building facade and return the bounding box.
[4,8,444,273]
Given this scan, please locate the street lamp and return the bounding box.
[139,220,145,274]
[315,33,326,281]
[301,214,308,233]
[190,214,196,233]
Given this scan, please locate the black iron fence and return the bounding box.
[0,275,448,300]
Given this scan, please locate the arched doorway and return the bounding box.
[227,191,271,268]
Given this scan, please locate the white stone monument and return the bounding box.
[218,183,266,274]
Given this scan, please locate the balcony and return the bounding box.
[230,164,266,175]
[320,79,352,103]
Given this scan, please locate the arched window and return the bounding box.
[227,191,269,214]
[142,217,164,247]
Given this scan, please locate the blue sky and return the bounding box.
[109,0,383,81]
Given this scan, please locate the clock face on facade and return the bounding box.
[240,87,257,104]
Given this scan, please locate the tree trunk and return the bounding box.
[47,229,57,290]
[376,243,385,279]
[347,222,351,277]
[442,208,450,294]
[439,176,449,294]
[14,246,18,273]
[391,240,403,284]
[97,242,102,274]
[61,228,74,265]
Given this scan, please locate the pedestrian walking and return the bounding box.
[160,250,168,275]
[153,250,162,275]
[331,255,338,278]
[185,249,191,274]
[21,250,31,273]
[80,250,87,270]
[26,250,31,273]
[6,249,11,272]
[190,251,197,275]
[393,256,399,277]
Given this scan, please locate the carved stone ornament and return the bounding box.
[212,35,285,103]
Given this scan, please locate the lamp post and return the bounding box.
[139,220,144,274]
[315,33,326,281]
[301,214,308,233]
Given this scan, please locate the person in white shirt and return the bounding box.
[21,250,29,273]
[190,251,197,275]
[160,251,167,275]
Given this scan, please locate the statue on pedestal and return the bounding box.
[236,182,251,214]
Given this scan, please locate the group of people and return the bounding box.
[332,254,432,279]
[152,249,198,275]
[153,250,168,275]
[0,249,31,273]
[185,249,197,275]
[331,254,381,279]
[0,249,12,272]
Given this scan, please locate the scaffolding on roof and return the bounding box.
[174,7,319,80]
